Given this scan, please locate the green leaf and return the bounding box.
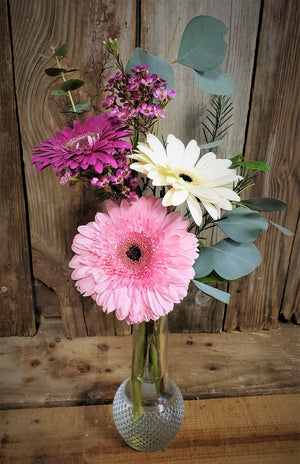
[39,53,52,59]
[193,280,230,304]
[125,48,174,89]
[51,89,67,96]
[61,79,84,92]
[229,156,270,172]
[199,139,224,150]
[193,246,214,278]
[270,221,294,236]
[194,67,234,95]
[241,161,270,171]
[212,239,261,279]
[54,43,69,58]
[240,198,287,212]
[216,207,268,243]
[45,67,68,76]
[177,16,228,72]
[194,239,261,280]
[67,102,91,113]
[195,271,226,283]
[229,154,243,168]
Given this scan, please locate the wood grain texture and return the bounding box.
[281,216,300,323]
[0,395,299,463]
[9,0,136,336]
[0,0,35,336]
[0,320,298,409]
[140,0,262,332]
[225,0,300,331]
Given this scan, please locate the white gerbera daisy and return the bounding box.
[130,134,242,225]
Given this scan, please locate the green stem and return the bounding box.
[52,49,78,117]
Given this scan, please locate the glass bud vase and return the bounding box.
[113,316,184,452]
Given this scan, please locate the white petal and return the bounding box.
[146,134,167,164]
[162,188,176,207]
[214,187,241,201]
[130,162,151,175]
[183,140,200,168]
[195,151,217,169]
[166,134,186,166]
[171,188,189,206]
[201,200,220,220]
[187,195,203,225]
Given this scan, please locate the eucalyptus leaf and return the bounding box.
[125,48,174,89]
[68,102,91,113]
[193,246,214,278]
[240,198,287,212]
[270,221,294,236]
[61,79,84,92]
[45,67,67,76]
[199,139,224,149]
[39,53,52,59]
[54,43,69,58]
[194,271,225,283]
[216,207,268,243]
[177,16,228,72]
[51,89,67,96]
[194,239,261,280]
[194,67,234,95]
[212,239,261,279]
[193,280,231,304]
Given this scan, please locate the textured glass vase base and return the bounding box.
[113,378,184,452]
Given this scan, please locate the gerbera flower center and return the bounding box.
[179,173,193,183]
[126,245,142,261]
[65,132,96,151]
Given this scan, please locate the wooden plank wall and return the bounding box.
[0,0,298,336]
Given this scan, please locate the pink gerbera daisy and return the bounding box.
[69,196,198,324]
[31,114,132,175]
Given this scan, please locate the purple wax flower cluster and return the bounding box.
[90,149,138,199]
[103,65,176,132]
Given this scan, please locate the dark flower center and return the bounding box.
[179,173,193,183]
[126,245,142,261]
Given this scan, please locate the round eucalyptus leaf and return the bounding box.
[125,48,174,89]
[194,67,234,95]
[193,246,214,278]
[177,16,228,72]
[61,79,84,92]
[216,207,268,243]
[45,67,67,76]
[211,239,261,280]
[54,43,69,58]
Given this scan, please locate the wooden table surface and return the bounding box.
[0,394,299,463]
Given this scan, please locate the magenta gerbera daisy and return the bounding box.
[31,114,132,175]
[69,196,198,324]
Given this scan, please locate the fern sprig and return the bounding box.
[202,96,234,142]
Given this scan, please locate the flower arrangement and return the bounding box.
[31,15,291,450]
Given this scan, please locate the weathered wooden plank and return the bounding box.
[0,395,299,463]
[281,216,300,323]
[9,0,136,336]
[0,320,298,409]
[0,0,35,336]
[225,0,299,331]
[140,0,262,332]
